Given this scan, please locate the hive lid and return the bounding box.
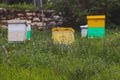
[8,20,31,24]
[52,27,75,32]
[80,25,88,28]
[87,15,106,19]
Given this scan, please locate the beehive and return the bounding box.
[8,20,31,42]
[26,21,31,40]
[87,15,106,37]
[52,28,75,44]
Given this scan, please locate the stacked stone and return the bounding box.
[0,8,64,30]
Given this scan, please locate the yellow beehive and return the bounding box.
[87,15,106,27]
[52,28,75,44]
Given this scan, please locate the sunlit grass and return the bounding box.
[0,3,38,10]
[0,28,120,80]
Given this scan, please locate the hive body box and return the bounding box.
[87,15,106,37]
[52,28,75,44]
[26,21,31,40]
[8,20,31,42]
[80,25,88,37]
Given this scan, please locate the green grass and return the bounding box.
[0,3,38,10]
[0,28,120,80]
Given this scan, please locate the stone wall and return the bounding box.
[0,8,63,30]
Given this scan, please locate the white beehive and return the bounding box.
[80,25,88,37]
[8,20,27,42]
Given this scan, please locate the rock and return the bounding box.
[57,20,63,27]
[33,17,40,22]
[43,18,53,22]
[49,21,56,26]
[47,21,56,29]
[26,13,33,16]
[0,10,3,14]
[31,25,37,30]
[10,9,16,13]
[1,17,7,20]
[37,13,41,17]
[25,10,31,13]
[1,8,7,12]
[31,22,43,30]
[53,15,60,20]
[1,20,7,24]
[47,18,52,21]
[19,17,25,20]
[44,10,54,13]
[13,18,20,20]
[3,8,7,12]
[31,22,47,30]
[15,9,23,13]
[27,17,32,20]
[44,18,48,22]
[40,14,45,17]
[44,10,55,17]
[1,25,7,29]
[0,8,3,10]
[0,8,3,13]
[38,26,43,30]
[31,22,42,26]
[32,13,36,16]
[8,15,15,19]
[17,13,24,17]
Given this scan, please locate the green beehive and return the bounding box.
[26,26,31,40]
[87,15,106,38]
[26,21,31,40]
[88,28,105,37]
